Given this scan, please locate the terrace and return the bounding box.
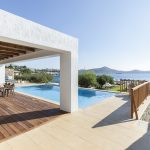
[0,93,149,150]
[0,9,150,150]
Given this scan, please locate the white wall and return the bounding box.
[0,65,5,84]
[60,51,78,112]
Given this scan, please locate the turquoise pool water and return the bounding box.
[16,85,115,108]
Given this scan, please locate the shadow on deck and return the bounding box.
[92,94,134,128]
[126,131,150,150]
[0,93,66,142]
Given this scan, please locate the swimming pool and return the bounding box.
[16,85,115,108]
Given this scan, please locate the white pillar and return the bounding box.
[60,51,78,112]
[0,65,5,84]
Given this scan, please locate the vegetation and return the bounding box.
[8,64,117,90]
[78,71,97,88]
[15,72,53,83]
[78,72,116,91]
[7,64,54,83]
[6,65,32,74]
[96,75,114,88]
[96,76,106,88]
[6,64,14,69]
[19,66,32,74]
[108,85,120,92]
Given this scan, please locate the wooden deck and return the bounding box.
[0,93,65,142]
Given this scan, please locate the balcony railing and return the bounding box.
[131,81,149,119]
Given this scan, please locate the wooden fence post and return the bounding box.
[131,89,139,119]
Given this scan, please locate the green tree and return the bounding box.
[20,68,32,74]
[96,75,106,88]
[15,72,53,83]
[14,75,21,80]
[105,75,114,84]
[96,75,114,88]
[78,71,97,88]
[29,72,53,83]
[6,64,14,69]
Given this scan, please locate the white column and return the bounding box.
[60,51,78,112]
[0,65,5,84]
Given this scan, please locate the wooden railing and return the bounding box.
[120,79,145,92]
[131,82,150,119]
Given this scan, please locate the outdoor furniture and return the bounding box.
[0,87,4,97]
[4,83,15,96]
[9,84,15,95]
[4,87,10,96]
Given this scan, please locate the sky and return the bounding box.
[0,0,150,71]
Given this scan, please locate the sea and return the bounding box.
[109,73,150,81]
[52,73,150,83]
[100,73,150,81]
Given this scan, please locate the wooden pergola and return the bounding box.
[0,41,36,61]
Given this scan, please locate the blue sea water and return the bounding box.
[16,85,115,108]
[105,73,150,81]
[53,73,150,83]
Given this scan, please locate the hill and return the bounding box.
[79,66,150,75]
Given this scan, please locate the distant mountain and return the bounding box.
[89,66,120,74]
[79,66,150,75]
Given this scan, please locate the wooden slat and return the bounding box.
[0,56,9,59]
[0,41,35,52]
[0,54,14,57]
[0,51,19,56]
[0,47,26,54]
[0,93,65,142]
[0,41,38,61]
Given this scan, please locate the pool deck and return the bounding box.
[0,93,66,142]
[0,93,150,150]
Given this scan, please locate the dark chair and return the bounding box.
[0,87,4,97]
[4,83,15,96]
[9,84,15,95]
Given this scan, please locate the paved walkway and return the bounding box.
[0,94,149,150]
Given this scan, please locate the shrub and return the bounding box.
[14,75,21,80]
[78,71,97,88]
[104,75,114,84]
[29,73,53,83]
[96,75,106,88]
[21,73,30,81]
[15,72,53,83]
[96,75,114,88]
[20,68,32,74]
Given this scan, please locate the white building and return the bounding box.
[0,9,78,112]
[5,68,14,81]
